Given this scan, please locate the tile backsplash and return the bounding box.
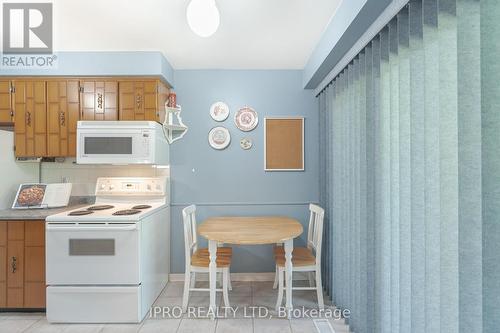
[41,159,170,196]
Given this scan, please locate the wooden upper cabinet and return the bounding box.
[0,81,13,123]
[47,80,80,157]
[119,80,169,122]
[13,80,47,157]
[80,80,118,121]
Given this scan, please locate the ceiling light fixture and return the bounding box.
[186,0,220,38]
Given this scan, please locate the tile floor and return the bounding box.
[0,281,351,333]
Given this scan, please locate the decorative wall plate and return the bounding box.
[240,138,253,150]
[234,107,258,131]
[208,126,231,150]
[210,102,230,122]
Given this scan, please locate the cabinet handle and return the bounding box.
[60,111,65,126]
[136,95,142,109]
[97,93,103,110]
[25,111,31,126]
[11,256,16,273]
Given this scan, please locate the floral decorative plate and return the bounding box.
[240,138,253,150]
[208,126,231,150]
[234,107,258,131]
[210,102,230,122]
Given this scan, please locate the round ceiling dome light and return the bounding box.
[186,0,220,38]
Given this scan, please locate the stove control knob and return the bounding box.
[100,184,106,190]
[147,184,152,191]
[109,185,115,190]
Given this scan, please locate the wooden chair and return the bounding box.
[181,205,232,312]
[274,204,325,310]
[273,204,320,288]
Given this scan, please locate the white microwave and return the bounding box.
[76,121,169,165]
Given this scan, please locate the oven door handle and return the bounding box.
[46,225,138,231]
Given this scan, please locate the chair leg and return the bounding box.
[218,272,223,288]
[190,272,196,288]
[273,265,279,289]
[222,268,231,308]
[182,269,191,312]
[315,268,324,310]
[275,268,284,310]
[228,267,233,291]
[308,272,315,287]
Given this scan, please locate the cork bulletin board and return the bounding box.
[264,117,304,171]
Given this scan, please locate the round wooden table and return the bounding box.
[198,216,303,318]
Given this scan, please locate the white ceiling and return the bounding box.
[54,0,341,69]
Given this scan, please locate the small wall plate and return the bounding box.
[208,126,231,150]
[240,138,253,150]
[210,101,230,122]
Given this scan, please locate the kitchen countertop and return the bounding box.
[0,196,94,221]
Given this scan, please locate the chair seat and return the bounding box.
[275,251,316,267]
[195,247,233,257]
[191,252,231,268]
[273,246,313,259]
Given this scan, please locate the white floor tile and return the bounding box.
[177,319,216,333]
[215,319,252,333]
[0,318,39,332]
[228,282,252,296]
[139,318,181,333]
[252,282,278,297]
[253,318,292,333]
[61,323,103,333]
[0,312,44,320]
[161,282,185,297]
[99,323,143,333]
[24,318,67,333]
[289,319,316,333]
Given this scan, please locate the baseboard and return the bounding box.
[169,272,310,282]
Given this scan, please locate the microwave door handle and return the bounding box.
[45,225,138,231]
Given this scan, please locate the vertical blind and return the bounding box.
[318,0,499,332]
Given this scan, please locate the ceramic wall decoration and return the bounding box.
[208,126,231,150]
[234,106,258,131]
[240,138,253,150]
[210,101,230,121]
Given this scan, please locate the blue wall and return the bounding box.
[170,70,319,273]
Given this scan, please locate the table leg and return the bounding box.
[284,238,293,318]
[208,240,217,320]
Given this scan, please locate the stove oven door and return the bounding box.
[46,222,140,285]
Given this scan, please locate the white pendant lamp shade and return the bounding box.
[186,0,220,38]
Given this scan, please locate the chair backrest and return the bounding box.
[307,204,325,264]
[182,205,198,267]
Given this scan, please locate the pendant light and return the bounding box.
[186,0,220,38]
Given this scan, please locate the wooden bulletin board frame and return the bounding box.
[264,117,304,171]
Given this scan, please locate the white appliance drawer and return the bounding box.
[46,286,142,323]
[46,223,140,285]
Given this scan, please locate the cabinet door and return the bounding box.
[0,222,6,307]
[81,80,118,120]
[13,81,47,157]
[119,81,160,121]
[0,81,13,123]
[47,80,80,156]
[7,222,24,308]
[24,222,45,308]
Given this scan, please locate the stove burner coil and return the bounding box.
[68,210,94,216]
[87,205,115,211]
[132,205,152,210]
[112,209,142,216]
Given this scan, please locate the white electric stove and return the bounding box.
[45,177,170,323]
